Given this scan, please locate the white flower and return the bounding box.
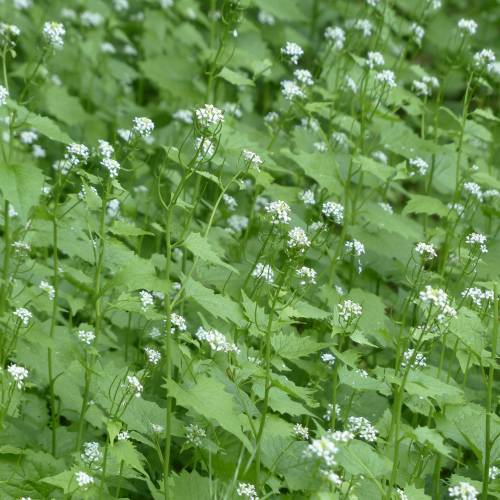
[465,232,488,254]
[117,128,132,141]
[411,23,425,45]
[43,22,66,49]
[412,80,431,97]
[145,347,161,365]
[65,143,90,167]
[39,281,55,300]
[352,19,373,37]
[306,433,339,467]
[14,0,32,9]
[378,202,393,213]
[423,75,439,88]
[78,330,95,345]
[347,416,378,442]
[0,23,21,42]
[296,266,317,285]
[75,471,94,488]
[223,194,238,211]
[489,465,499,481]
[458,19,478,36]
[375,70,397,88]
[257,10,275,25]
[32,144,46,158]
[323,403,341,421]
[299,189,316,205]
[280,80,305,100]
[287,227,310,252]
[293,423,309,440]
[170,313,187,333]
[126,375,143,397]
[321,352,336,366]
[101,158,120,178]
[366,51,385,69]
[7,364,29,388]
[14,307,32,326]
[149,327,161,339]
[265,200,291,224]
[461,287,494,307]
[223,102,242,119]
[281,42,303,65]
[409,157,429,176]
[227,215,248,234]
[415,242,437,259]
[463,182,483,201]
[397,488,409,500]
[114,0,129,11]
[195,326,240,354]
[185,423,206,446]
[123,44,138,56]
[117,431,130,441]
[132,117,154,137]
[419,286,457,322]
[195,104,224,128]
[0,85,9,106]
[81,11,104,27]
[252,263,274,284]
[448,482,478,500]
[173,109,193,124]
[324,26,345,50]
[345,75,358,92]
[372,150,388,164]
[294,69,314,86]
[97,139,114,159]
[402,348,427,369]
[242,149,263,170]
[314,141,327,153]
[338,300,362,322]
[473,49,496,73]
[237,482,259,500]
[322,201,344,224]
[139,290,154,311]
[194,137,215,159]
[344,239,365,257]
[12,241,31,254]
[81,441,102,464]
[150,423,164,433]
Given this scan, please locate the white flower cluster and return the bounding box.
[117,431,130,441]
[325,26,345,50]
[461,287,494,307]
[144,347,161,365]
[287,227,310,252]
[323,403,341,421]
[258,10,275,25]
[195,104,224,128]
[306,432,339,467]
[78,330,95,344]
[19,130,38,144]
[448,482,478,500]
[457,19,478,36]
[338,300,363,323]
[266,200,291,224]
[419,286,457,322]
[43,22,66,49]
[65,143,90,168]
[379,202,393,213]
[321,352,336,366]
[195,326,240,354]
[294,69,314,86]
[415,242,437,260]
[173,109,193,124]
[100,155,120,179]
[39,281,55,300]
[411,23,425,45]
[280,80,305,100]
[465,232,488,254]
[14,307,32,326]
[375,70,397,89]
[463,182,483,201]
[280,41,303,65]
[223,194,237,211]
[489,465,499,480]
[227,215,248,234]
[322,201,344,224]
[75,471,94,488]
[170,313,187,333]
[293,423,310,440]
[132,117,154,137]
[81,441,102,464]
[194,137,215,159]
[237,482,259,500]
[412,75,439,97]
[344,239,365,257]
[126,375,143,398]
[242,149,263,170]
[366,51,385,69]
[473,49,496,74]
[351,19,373,38]
[12,241,31,254]
[252,263,274,284]
[140,290,154,311]
[81,11,104,27]
[299,189,316,205]
[8,364,29,388]
[296,266,317,285]
[402,348,427,369]
[185,423,206,446]
[347,416,378,442]
[409,157,429,176]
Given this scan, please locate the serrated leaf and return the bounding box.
[184,232,238,273]
[403,195,447,217]
[218,67,254,86]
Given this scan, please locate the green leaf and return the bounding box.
[271,332,326,360]
[184,232,238,273]
[217,67,255,87]
[166,376,252,450]
[44,86,88,126]
[338,440,392,481]
[403,195,448,217]
[171,470,211,500]
[0,163,44,223]
[109,220,154,237]
[412,426,452,457]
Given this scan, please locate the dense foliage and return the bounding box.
[0,0,499,498]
